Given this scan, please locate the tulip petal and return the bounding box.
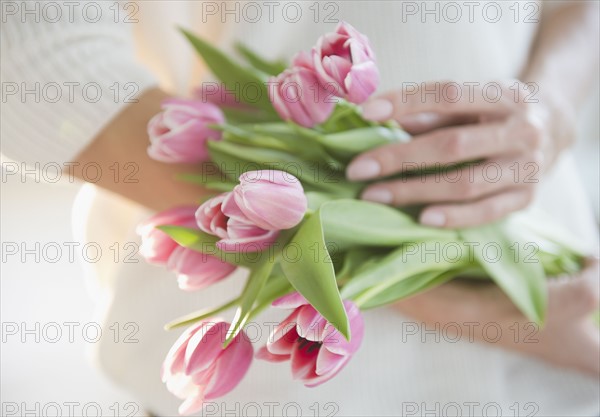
[322,301,364,355]
[177,386,206,416]
[269,77,293,122]
[292,50,315,70]
[296,305,328,342]
[204,334,254,400]
[269,326,298,356]
[216,227,279,252]
[137,206,198,234]
[272,292,308,309]
[169,248,236,291]
[190,360,217,385]
[161,323,203,382]
[267,309,300,353]
[315,345,346,376]
[306,354,351,387]
[256,345,291,362]
[184,321,228,375]
[234,185,307,231]
[290,338,319,382]
[221,192,251,223]
[196,194,230,238]
[345,61,379,104]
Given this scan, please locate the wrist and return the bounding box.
[531,87,577,165]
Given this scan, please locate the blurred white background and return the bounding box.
[1,81,598,417]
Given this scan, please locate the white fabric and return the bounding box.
[2,1,599,415]
[0,1,157,166]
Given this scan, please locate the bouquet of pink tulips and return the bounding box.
[139,22,587,415]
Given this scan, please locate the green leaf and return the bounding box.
[335,248,383,284]
[357,270,455,309]
[157,225,218,247]
[224,255,275,347]
[320,126,410,161]
[460,221,547,324]
[222,228,298,346]
[157,225,256,268]
[341,244,469,300]
[319,101,370,132]
[180,28,274,112]
[255,270,293,306]
[203,181,236,192]
[207,140,359,197]
[234,42,287,76]
[280,211,350,340]
[222,107,280,123]
[219,123,304,154]
[246,271,294,322]
[305,191,335,211]
[319,200,458,251]
[176,173,236,192]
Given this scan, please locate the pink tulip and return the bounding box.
[232,170,307,230]
[137,206,199,264]
[256,292,364,387]
[162,320,253,415]
[312,22,379,104]
[167,246,236,291]
[138,206,236,291]
[196,192,279,252]
[147,98,224,163]
[268,65,335,128]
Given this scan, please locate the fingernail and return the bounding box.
[397,112,440,127]
[420,210,446,227]
[347,159,381,181]
[360,99,393,121]
[362,188,393,204]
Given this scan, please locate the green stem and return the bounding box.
[164,297,240,330]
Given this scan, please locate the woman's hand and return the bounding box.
[394,258,600,376]
[346,81,574,228]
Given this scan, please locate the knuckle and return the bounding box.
[444,206,475,229]
[522,120,543,150]
[443,130,468,158]
[374,147,398,173]
[456,178,481,200]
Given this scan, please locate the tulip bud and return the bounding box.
[269,66,335,128]
[137,206,198,264]
[233,170,308,230]
[196,192,279,253]
[162,320,253,415]
[138,206,236,291]
[147,98,224,163]
[256,292,364,387]
[312,22,379,104]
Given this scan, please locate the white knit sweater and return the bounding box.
[2,1,599,415]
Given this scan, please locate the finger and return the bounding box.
[396,280,512,324]
[347,120,538,181]
[361,156,539,206]
[361,99,478,134]
[399,113,480,135]
[377,81,520,122]
[419,187,534,228]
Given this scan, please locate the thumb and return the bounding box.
[548,257,600,319]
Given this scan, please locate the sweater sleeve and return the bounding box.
[0,1,158,167]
